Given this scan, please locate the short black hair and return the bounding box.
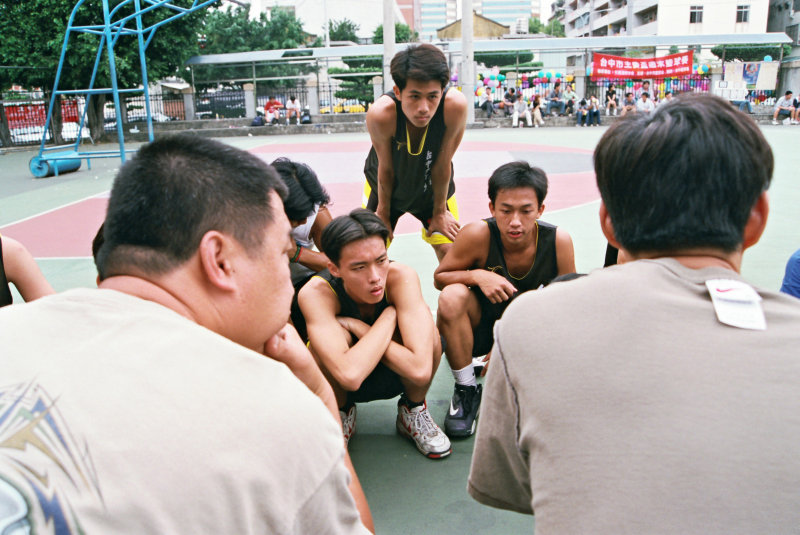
[785,90,793,96]
[390,44,449,91]
[321,208,390,266]
[594,93,772,254]
[642,92,649,98]
[625,92,633,97]
[665,91,672,96]
[98,135,287,277]
[488,161,548,206]
[271,158,330,222]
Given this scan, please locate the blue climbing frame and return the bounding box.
[31,0,219,178]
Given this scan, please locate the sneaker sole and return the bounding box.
[396,419,452,459]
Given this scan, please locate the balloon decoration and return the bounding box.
[764,55,773,62]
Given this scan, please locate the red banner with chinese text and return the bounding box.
[592,51,694,79]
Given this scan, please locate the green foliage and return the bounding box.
[373,23,418,44]
[193,6,315,90]
[342,56,382,70]
[329,18,360,43]
[669,45,680,54]
[710,44,790,62]
[529,18,565,37]
[476,51,534,67]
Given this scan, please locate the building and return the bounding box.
[478,0,539,27]
[437,11,510,38]
[557,0,768,38]
[418,0,458,40]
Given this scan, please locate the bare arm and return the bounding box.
[366,96,398,236]
[428,89,468,240]
[299,277,397,391]
[263,324,375,533]
[296,206,334,272]
[554,227,576,276]
[2,236,54,301]
[433,222,516,303]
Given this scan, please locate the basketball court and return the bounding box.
[1,124,797,533]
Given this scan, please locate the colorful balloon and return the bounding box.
[764,55,773,62]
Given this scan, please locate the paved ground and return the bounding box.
[2,124,797,534]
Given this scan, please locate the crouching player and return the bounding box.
[298,209,451,459]
[435,162,575,437]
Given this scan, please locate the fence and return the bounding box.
[1,91,89,147]
[318,82,368,114]
[193,89,246,120]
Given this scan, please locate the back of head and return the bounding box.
[321,208,390,266]
[270,158,330,222]
[390,44,449,91]
[594,93,772,254]
[488,161,548,206]
[98,135,287,278]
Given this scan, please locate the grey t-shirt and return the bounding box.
[469,258,800,533]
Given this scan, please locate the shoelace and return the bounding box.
[410,407,438,438]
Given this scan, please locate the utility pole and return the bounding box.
[383,0,396,93]
[462,0,475,124]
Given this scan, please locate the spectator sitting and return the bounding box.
[512,95,533,128]
[0,234,54,307]
[575,98,590,127]
[586,95,601,126]
[621,92,637,116]
[545,81,566,116]
[780,248,800,298]
[658,91,674,107]
[531,94,545,127]
[503,87,517,117]
[636,92,655,114]
[605,83,618,116]
[285,96,301,125]
[563,83,577,116]
[265,95,283,124]
[772,90,796,125]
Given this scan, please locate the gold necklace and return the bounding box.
[406,124,429,156]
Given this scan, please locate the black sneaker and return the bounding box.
[444,384,482,438]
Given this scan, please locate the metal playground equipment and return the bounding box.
[30,0,219,178]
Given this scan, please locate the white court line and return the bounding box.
[1,191,109,229]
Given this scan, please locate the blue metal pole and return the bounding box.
[134,0,155,142]
[102,0,128,162]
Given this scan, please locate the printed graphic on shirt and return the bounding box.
[0,381,102,535]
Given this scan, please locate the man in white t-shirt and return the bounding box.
[772,90,796,124]
[469,93,800,533]
[0,135,372,534]
[636,91,655,114]
[286,95,302,125]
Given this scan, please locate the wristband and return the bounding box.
[290,244,302,263]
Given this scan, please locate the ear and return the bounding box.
[328,260,341,279]
[537,203,546,218]
[393,85,401,100]
[599,202,621,250]
[488,201,495,217]
[198,231,237,292]
[742,191,769,251]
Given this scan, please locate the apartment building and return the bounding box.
[556,0,768,38]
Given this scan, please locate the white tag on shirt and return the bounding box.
[705,279,766,330]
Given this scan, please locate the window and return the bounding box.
[736,4,749,22]
[689,5,703,23]
[787,23,800,45]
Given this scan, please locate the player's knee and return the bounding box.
[437,284,471,324]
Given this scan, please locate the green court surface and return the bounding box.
[1,125,797,534]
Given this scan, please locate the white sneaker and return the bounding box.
[396,400,451,459]
[340,404,356,447]
[772,119,779,125]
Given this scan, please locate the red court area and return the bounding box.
[2,140,599,258]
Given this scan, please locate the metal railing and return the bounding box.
[193,90,246,120]
[1,91,88,147]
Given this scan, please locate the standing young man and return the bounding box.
[363,44,467,261]
[298,209,452,459]
[434,162,575,437]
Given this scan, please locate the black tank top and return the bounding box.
[480,218,559,317]
[1,237,14,307]
[317,269,390,325]
[364,88,454,213]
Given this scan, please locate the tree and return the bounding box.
[373,23,418,44]
[476,52,534,67]
[543,19,565,37]
[710,44,790,62]
[329,18,360,43]
[192,6,314,96]
[0,0,206,142]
